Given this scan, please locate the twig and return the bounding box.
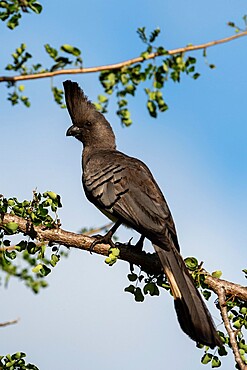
[0,31,246,83]
[83,222,114,236]
[217,286,247,370]
[0,245,17,251]
[0,318,19,327]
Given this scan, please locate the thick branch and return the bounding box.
[205,274,247,302]
[0,213,162,274]
[0,31,246,83]
[1,213,247,302]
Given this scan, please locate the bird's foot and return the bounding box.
[89,232,115,254]
[135,235,145,251]
[126,235,145,251]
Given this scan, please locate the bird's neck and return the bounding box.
[82,143,116,167]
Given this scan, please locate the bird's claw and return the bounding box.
[89,234,115,254]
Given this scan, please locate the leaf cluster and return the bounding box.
[95,27,202,125]
[0,0,42,29]
[124,271,162,302]
[3,27,205,124]
[5,43,83,107]
[0,191,67,293]
[0,352,39,370]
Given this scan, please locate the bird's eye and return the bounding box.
[84,120,91,128]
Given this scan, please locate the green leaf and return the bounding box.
[4,222,19,233]
[193,72,200,79]
[144,282,160,296]
[124,284,135,294]
[32,264,43,273]
[40,264,51,277]
[7,13,21,30]
[233,318,243,329]
[105,257,112,264]
[50,253,60,267]
[11,352,26,360]
[239,340,247,352]
[201,353,213,364]
[240,307,247,315]
[211,356,221,368]
[127,273,138,282]
[147,100,157,118]
[140,51,150,59]
[202,290,212,300]
[5,250,16,260]
[44,191,57,200]
[109,247,120,257]
[149,27,160,43]
[44,44,58,60]
[184,257,198,270]
[29,2,43,14]
[60,44,81,56]
[134,287,144,302]
[137,27,147,43]
[212,270,222,279]
[98,95,108,103]
[18,85,25,92]
[218,345,228,356]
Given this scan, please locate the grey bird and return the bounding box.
[64,80,222,348]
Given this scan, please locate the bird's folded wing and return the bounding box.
[83,152,179,249]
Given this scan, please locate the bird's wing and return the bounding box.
[83,151,179,250]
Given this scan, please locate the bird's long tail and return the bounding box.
[153,244,222,348]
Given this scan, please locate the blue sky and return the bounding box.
[1,1,247,369]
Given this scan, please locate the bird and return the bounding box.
[63,80,222,348]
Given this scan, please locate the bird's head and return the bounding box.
[64,80,116,150]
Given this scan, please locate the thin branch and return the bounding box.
[0,245,17,251]
[217,287,247,370]
[0,31,246,83]
[83,222,114,236]
[0,318,19,327]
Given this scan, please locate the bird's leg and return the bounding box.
[89,220,121,253]
[127,234,145,251]
[135,234,145,251]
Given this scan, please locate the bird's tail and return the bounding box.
[153,244,222,348]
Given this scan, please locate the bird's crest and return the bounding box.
[63,80,99,127]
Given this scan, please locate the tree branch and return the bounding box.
[0,318,19,328]
[83,222,114,236]
[0,31,246,83]
[217,286,247,370]
[1,212,247,300]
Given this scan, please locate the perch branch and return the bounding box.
[0,213,247,299]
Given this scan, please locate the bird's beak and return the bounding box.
[66,125,81,137]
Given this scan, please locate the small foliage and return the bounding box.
[0,191,67,293]
[0,352,39,369]
[0,0,42,29]
[5,43,83,107]
[105,247,120,266]
[97,28,201,125]
[124,268,165,302]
